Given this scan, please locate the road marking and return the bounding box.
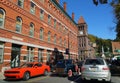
[27,76,49,83]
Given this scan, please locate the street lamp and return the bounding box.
[65,31,70,59]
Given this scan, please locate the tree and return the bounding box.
[88,34,112,56]
[111,0,120,41]
[93,0,108,6]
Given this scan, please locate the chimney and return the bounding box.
[63,2,67,11]
[72,12,74,20]
[56,0,59,3]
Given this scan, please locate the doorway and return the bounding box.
[11,44,21,68]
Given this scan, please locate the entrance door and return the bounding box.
[11,44,21,68]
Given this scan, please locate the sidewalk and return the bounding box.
[0,72,5,79]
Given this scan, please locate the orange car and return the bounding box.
[4,62,50,80]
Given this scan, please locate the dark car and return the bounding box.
[109,59,120,75]
[55,59,76,76]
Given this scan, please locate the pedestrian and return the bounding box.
[50,57,54,72]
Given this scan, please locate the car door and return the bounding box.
[33,63,44,75]
[37,63,45,74]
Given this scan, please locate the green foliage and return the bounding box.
[111,0,120,41]
[88,34,112,55]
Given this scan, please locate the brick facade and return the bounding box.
[0,0,78,72]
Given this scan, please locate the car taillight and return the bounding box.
[102,67,109,70]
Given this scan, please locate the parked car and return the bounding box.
[55,59,76,76]
[81,58,111,82]
[4,62,50,80]
[109,58,120,75]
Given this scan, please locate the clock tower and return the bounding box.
[78,16,89,60]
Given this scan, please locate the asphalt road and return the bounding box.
[1,73,120,83]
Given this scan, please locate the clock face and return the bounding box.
[80,31,83,35]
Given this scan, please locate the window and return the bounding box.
[40,28,44,40]
[30,2,35,14]
[16,16,22,33]
[85,59,104,65]
[48,15,51,25]
[46,51,50,62]
[18,0,24,8]
[48,31,51,42]
[29,22,34,37]
[54,34,57,44]
[27,47,34,62]
[54,19,56,28]
[38,49,43,62]
[0,42,4,63]
[40,9,44,20]
[59,37,62,46]
[0,8,5,28]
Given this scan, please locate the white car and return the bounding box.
[81,58,111,82]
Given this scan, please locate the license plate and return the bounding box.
[90,67,97,71]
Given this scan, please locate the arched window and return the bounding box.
[40,9,44,20]
[48,15,51,25]
[54,19,56,28]
[18,0,24,8]
[48,31,51,42]
[16,16,22,32]
[30,2,35,14]
[0,8,5,28]
[40,28,44,40]
[29,22,34,37]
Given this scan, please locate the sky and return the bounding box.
[59,0,116,40]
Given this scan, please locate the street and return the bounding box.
[0,73,120,83]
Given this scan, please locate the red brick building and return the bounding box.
[0,0,79,72]
[112,42,120,55]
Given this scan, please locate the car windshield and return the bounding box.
[20,63,34,67]
[85,59,104,65]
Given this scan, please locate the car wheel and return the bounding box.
[23,72,30,81]
[44,70,48,76]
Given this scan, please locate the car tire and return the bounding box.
[23,72,30,81]
[44,70,48,76]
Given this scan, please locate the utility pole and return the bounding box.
[65,31,70,59]
[68,32,70,59]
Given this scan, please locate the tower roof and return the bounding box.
[78,16,86,24]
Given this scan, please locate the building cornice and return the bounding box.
[50,0,77,26]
